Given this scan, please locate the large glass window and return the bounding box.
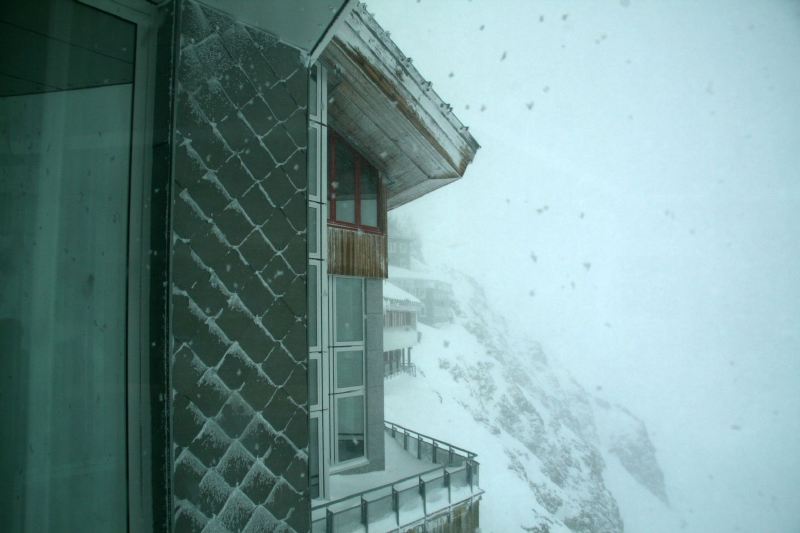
[336,394,365,462]
[328,132,381,231]
[330,276,367,466]
[334,276,364,343]
[0,1,136,530]
[335,349,365,390]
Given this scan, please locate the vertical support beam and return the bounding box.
[419,476,427,518]
[361,496,369,533]
[392,487,400,529]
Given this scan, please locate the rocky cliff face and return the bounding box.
[385,268,670,532]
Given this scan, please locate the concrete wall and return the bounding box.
[168,1,310,531]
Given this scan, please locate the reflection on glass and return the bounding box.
[310,417,320,498]
[0,1,135,530]
[308,263,318,346]
[336,349,364,389]
[335,277,363,342]
[360,162,379,227]
[333,137,355,223]
[337,395,365,462]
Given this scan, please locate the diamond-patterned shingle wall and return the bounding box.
[169,1,309,531]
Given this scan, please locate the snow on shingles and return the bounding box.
[182,242,302,366]
[242,505,291,533]
[180,134,304,273]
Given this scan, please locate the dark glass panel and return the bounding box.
[336,349,364,389]
[334,277,363,343]
[336,395,365,462]
[332,137,355,224]
[360,161,379,227]
[310,417,320,499]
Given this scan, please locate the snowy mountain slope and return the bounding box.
[385,269,679,532]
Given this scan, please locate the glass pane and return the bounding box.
[336,349,364,389]
[0,2,135,530]
[332,137,355,223]
[308,263,318,346]
[309,205,318,255]
[335,277,363,343]
[337,395,365,462]
[309,68,318,117]
[308,125,317,197]
[309,358,319,407]
[360,161,379,227]
[310,417,320,498]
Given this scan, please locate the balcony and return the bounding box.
[312,422,483,533]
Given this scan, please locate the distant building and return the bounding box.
[383,280,423,377]
[389,265,456,326]
[387,235,414,269]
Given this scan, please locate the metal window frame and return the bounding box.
[330,390,368,469]
[330,275,366,348]
[75,1,167,531]
[332,346,366,393]
[309,411,325,499]
[327,131,383,234]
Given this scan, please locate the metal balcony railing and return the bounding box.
[311,422,482,533]
[384,362,416,378]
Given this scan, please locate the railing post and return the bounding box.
[432,440,438,463]
[448,446,454,466]
[326,509,334,533]
[444,468,451,505]
[361,496,368,533]
[392,487,400,529]
[419,475,427,518]
[403,430,408,451]
[466,461,473,490]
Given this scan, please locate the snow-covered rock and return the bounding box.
[385,268,676,532]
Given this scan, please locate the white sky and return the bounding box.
[367,1,800,531]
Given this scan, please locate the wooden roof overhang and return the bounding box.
[319,4,479,210]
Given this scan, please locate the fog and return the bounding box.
[368,1,800,531]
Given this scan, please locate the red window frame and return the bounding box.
[328,132,383,234]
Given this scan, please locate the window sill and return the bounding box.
[329,457,370,475]
[327,220,384,235]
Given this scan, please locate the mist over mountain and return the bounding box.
[386,264,678,532]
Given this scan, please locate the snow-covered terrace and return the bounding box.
[311,422,483,533]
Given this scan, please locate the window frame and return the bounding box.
[331,275,366,348]
[332,347,366,393]
[328,131,383,234]
[331,390,368,469]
